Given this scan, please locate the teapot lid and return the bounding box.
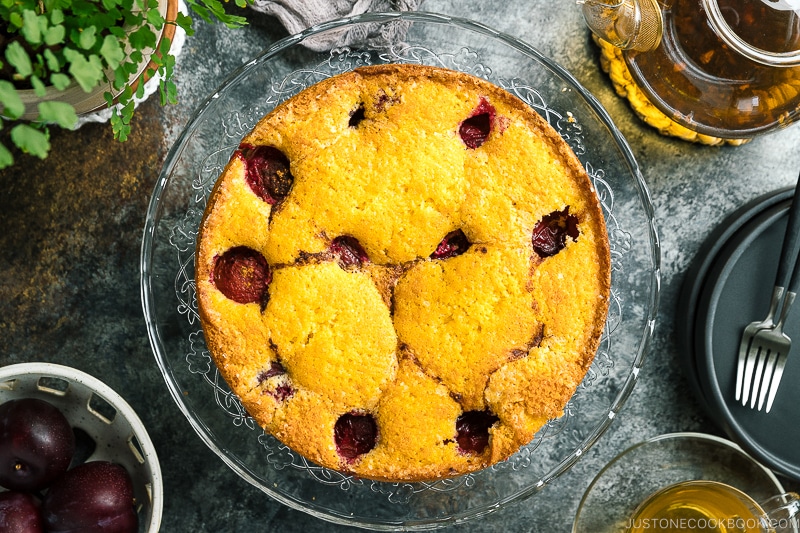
[704,0,800,66]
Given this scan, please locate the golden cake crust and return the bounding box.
[195,63,611,482]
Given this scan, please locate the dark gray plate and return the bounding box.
[677,188,793,418]
[686,189,800,482]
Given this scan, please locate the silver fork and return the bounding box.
[736,285,782,403]
[745,290,795,412]
[738,180,800,412]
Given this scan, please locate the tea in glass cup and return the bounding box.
[627,481,799,533]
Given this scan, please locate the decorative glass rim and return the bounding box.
[584,431,787,498]
[140,11,661,530]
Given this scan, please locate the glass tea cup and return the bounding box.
[573,433,797,533]
[626,480,799,533]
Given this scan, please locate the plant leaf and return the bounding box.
[146,5,164,28]
[110,101,133,142]
[157,35,171,56]
[223,14,248,29]
[163,79,177,105]
[108,25,126,39]
[118,84,133,104]
[135,79,145,98]
[127,25,157,51]
[128,50,143,65]
[8,12,23,30]
[176,11,194,35]
[31,75,47,97]
[21,9,42,44]
[38,101,79,128]
[79,26,97,49]
[43,48,61,72]
[50,9,64,25]
[0,142,13,170]
[10,124,50,159]
[0,80,25,119]
[148,52,163,68]
[193,0,249,28]
[44,23,66,46]
[186,2,210,23]
[5,41,33,78]
[64,49,105,92]
[112,65,127,90]
[50,72,71,90]
[100,34,125,70]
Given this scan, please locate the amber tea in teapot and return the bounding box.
[582,0,800,138]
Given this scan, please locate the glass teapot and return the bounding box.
[581,0,800,138]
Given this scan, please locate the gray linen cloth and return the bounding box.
[250,0,423,50]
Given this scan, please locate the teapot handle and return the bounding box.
[761,492,800,533]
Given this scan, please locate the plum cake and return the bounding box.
[195,63,611,482]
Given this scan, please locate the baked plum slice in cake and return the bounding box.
[456,410,501,455]
[532,207,580,258]
[329,236,370,268]
[211,246,271,307]
[459,97,497,148]
[239,145,293,205]
[335,412,379,462]
[430,229,471,259]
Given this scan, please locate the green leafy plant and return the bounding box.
[0,0,250,168]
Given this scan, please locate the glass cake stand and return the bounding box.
[140,11,660,530]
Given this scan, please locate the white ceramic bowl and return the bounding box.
[0,362,163,533]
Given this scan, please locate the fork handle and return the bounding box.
[776,182,800,291]
[783,241,800,326]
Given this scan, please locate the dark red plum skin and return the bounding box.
[43,461,138,533]
[459,97,496,149]
[531,207,579,258]
[0,491,45,533]
[330,236,370,267]
[0,398,75,492]
[456,410,499,454]
[238,144,294,204]
[334,412,378,462]
[212,246,272,305]
[431,229,471,259]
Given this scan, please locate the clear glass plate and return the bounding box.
[140,12,660,530]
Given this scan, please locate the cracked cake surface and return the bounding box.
[195,63,611,482]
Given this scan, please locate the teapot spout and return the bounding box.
[579,0,663,52]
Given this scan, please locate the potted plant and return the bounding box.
[0,0,251,168]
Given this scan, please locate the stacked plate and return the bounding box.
[678,187,800,482]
